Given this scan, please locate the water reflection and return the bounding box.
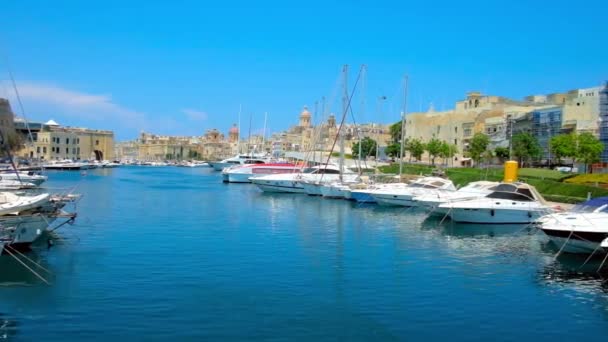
[0,313,19,340]
[0,251,52,286]
[538,253,608,304]
[421,216,533,238]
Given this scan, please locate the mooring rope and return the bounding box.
[2,247,50,285]
[4,244,52,275]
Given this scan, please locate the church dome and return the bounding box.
[300,106,311,118]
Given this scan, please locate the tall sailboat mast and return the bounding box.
[339,65,348,182]
[398,75,409,178]
[237,104,242,155]
[262,112,268,154]
[247,113,253,156]
[319,97,326,167]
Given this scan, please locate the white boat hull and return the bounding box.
[211,162,233,171]
[372,193,416,207]
[320,185,346,199]
[546,236,602,254]
[251,179,305,193]
[228,172,253,183]
[302,182,323,196]
[1,215,56,246]
[449,208,544,224]
[350,190,376,203]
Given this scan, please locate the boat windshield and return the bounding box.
[486,191,534,202]
[409,181,444,189]
[302,167,340,174]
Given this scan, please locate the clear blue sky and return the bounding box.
[1,0,607,140]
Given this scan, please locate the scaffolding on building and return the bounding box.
[532,107,562,161]
[600,82,608,162]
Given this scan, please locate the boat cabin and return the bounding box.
[485,182,545,203]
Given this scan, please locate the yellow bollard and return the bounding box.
[503,160,518,183]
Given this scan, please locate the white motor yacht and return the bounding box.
[439,182,552,224]
[210,154,268,171]
[0,192,72,251]
[101,160,121,168]
[300,167,358,196]
[178,161,208,168]
[43,159,89,170]
[413,181,499,216]
[370,177,456,206]
[320,180,361,199]
[537,197,608,254]
[251,165,350,193]
[223,163,300,183]
[0,179,38,190]
[0,171,47,186]
[349,182,411,203]
[0,192,51,216]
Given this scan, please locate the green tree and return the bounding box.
[389,120,402,143]
[576,132,604,173]
[425,137,443,166]
[438,142,459,167]
[469,133,490,167]
[494,146,510,162]
[550,133,577,164]
[512,132,541,167]
[408,138,425,162]
[351,137,378,158]
[385,142,401,158]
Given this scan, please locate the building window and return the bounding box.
[96,140,99,146]
[66,138,69,144]
[51,147,55,152]
[66,148,69,154]
[454,127,458,133]
[73,148,76,154]
[77,147,80,154]
[37,146,40,153]
[454,139,458,145]
[43,147,47,153]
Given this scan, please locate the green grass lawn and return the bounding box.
[518,168,573,181]
[377,163,608,203]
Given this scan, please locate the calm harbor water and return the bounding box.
[1,166,608,340]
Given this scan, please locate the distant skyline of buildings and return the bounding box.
[2,81,607,165]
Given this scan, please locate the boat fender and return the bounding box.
[490,209,495,217]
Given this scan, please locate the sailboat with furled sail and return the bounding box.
[302,65,362,196]
[251,65,362,193]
